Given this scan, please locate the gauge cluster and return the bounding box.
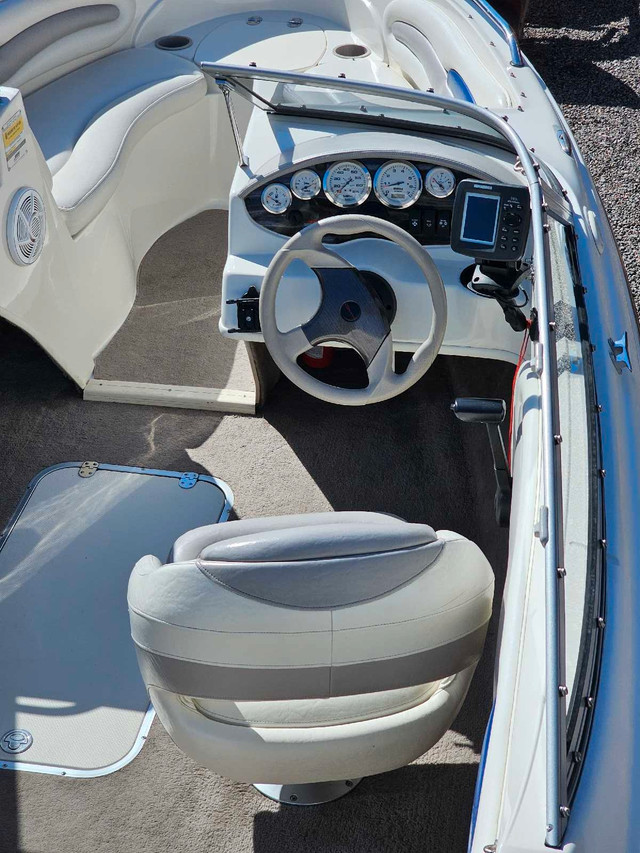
[244,157,468,245]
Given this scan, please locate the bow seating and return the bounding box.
[24,48,206,234]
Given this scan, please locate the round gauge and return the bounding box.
[261,183,292,214]
[290,169,321,200]
[425,167,456,198]
[373,161,423,209]
[323,161,371,208]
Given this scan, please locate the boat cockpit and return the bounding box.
[0,3,634,852]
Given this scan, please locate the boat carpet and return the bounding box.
[0,317,512,853]
[0,464,228,777]
[93,210,255,395]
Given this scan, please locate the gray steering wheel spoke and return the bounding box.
[281,325,312,360]
[365,333,394,391]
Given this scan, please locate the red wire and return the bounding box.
[508,326,530,471]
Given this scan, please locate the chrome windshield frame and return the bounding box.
[201,62,568,847]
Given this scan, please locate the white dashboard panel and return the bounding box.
[222,111,530,365]
[221,240,528,364]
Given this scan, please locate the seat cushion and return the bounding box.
[148,667,476,783]
[25,47,206,233]
[382,0,514,107]
[193,680,441,728]
[128,513,494,702]
[175,511,440,608]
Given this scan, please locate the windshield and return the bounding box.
[201,63,507,146]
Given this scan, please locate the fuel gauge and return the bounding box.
[261,183,292,214]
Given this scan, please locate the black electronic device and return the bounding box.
[451,180,530,262]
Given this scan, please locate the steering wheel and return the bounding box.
[259,214,447,406]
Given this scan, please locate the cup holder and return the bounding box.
[333,43,370,59]
[155,35,193,51]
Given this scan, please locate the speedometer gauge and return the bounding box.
[425,167,456,198]
[261,183,292,214]
[373,161,422,208]
[323,161,371,207]
[290,169,321,200]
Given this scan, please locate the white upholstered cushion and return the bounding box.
[382,0,515,107]
[129,514,494,701]
[149,668,475,783]
[24,47,206,233]
[193,680,441,727]
[129,512,493,783]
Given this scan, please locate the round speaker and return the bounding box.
[6,187,46,266]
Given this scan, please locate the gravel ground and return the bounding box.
[523,0,640,305]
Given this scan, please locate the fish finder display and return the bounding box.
[460,193,501,245]
[451,180,531,261]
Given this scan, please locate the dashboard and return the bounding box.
[244,157,479,245]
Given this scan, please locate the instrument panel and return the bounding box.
[244,157,473,245]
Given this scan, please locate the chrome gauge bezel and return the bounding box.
[424,167,456,199]
[373,160,423,209]
[290,169,321,200]
[322,160,372,208]
[261,183,292,214]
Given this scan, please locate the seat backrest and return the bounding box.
[128,511,494,702]
[382,0,519,108]
[0,0,136,93]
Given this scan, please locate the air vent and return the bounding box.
[6,187,46,266]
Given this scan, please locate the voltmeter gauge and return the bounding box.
[290,169,321,200]
[425,167,456,198]
[261,183,292,214]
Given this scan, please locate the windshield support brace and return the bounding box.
[217,81,248,168]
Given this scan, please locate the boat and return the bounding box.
[0,2,637,851]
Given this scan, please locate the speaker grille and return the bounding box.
[7,188,46,266]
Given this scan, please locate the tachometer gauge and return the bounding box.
[261,183,292,214]
[290,169,321,200]
[373,161,423,208]
[323,161,371,207]
[425,167,456,198]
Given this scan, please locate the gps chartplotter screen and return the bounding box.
[460,193,501,245]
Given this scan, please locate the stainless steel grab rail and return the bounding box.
[466,0,525,67]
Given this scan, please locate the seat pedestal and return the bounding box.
[253,779,362,805]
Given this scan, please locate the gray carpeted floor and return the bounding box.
[94,210,254,392]
[0,314,512,853]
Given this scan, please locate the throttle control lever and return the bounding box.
[451,397,512,527]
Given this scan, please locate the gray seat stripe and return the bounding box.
[134,624,488,702]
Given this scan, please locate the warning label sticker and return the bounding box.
[2,110,28,171]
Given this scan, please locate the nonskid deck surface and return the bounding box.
[0,316,512,852]
[92,211,255,408]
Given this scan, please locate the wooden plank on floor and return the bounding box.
[84,379,256,414]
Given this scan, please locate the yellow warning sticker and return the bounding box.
[3,113,23,148]
[2,110,28,171]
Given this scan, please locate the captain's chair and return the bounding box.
[128,512,494,804]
